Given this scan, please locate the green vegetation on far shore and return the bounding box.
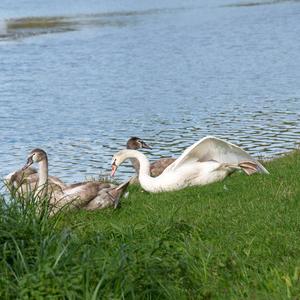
[7,17,72,29]
[1,151,300,299]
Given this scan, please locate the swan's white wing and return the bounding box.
[163,136,269,174]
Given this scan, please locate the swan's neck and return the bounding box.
[129,158,140,175]
[126,145,141,175]
[128,151,151,177]
[124,150,160,192]
[36,158,48,197]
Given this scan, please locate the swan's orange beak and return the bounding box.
[111,164,117,177]
[22,156,33,170]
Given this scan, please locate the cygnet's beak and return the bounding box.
[141,141,151,149]
[22,156,33,170]
[111,163,117,177]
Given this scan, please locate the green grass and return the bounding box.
[1,151,300,299]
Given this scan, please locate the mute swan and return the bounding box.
[126,137,175,177]
[20,148,129,214]
[111,136,269,193]
[5,165,66,195]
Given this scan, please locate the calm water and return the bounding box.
[0,0,300,183]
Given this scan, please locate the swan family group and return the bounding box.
[5,136,269,215]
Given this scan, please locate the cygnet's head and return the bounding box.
[22,148,47,170]
[126,137,151,150]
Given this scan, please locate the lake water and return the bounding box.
[0,0,299,183]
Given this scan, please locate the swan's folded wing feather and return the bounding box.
[5,167,38,184]
[150,158,176,177]
[48,176,67,189]
[163,136,269,174]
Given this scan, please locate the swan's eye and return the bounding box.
[31,153,40,162]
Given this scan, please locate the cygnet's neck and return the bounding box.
[129,158,140,174]
[126,150,150,177]
[126,144,141,175]
[36,158,48,197]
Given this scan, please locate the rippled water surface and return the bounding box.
[0,0,299,183]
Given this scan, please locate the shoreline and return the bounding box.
[1,150,300,298]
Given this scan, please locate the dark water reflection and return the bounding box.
[1,8,184,41]
[0,0,299,183]
[225,0,300,7]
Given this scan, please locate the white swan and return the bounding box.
[19,148,129,214]
[111,136,269,193]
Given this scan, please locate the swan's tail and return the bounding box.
[238,161,269,176]
[221,160,269,176]
[107,179,130,208]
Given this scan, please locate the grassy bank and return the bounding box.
[1,151,300,299]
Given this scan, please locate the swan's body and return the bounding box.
[112,136,269,193]
[18,149,129,214]
[126,137,175,177]
[49,180,128,214]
